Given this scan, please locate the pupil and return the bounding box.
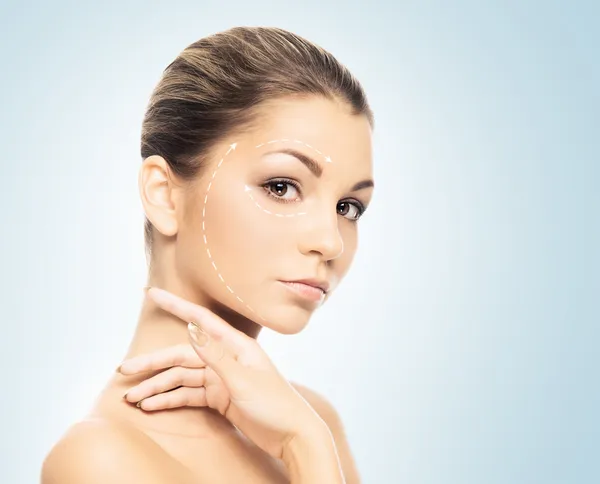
[338,203,349,215]
[274,183,287,196]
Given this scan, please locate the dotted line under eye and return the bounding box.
[244,186,307,217]
[248,138,333,216]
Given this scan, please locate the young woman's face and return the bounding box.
[176,96,374,334]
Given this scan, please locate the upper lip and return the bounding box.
[282,278,330,294]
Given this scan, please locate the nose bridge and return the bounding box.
[299,203,344,260]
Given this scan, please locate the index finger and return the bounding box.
[119,344,205,375]
[146,287,251,354]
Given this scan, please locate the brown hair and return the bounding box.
[141,26,373,259]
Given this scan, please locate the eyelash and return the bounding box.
[261,178,367,221]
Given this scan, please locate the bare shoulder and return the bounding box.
[291,382,343,425]
[41,418,189,484]
[291,382,362,484]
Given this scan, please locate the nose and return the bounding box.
[298,208,344,261]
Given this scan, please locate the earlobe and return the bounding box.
[138,155,179,237]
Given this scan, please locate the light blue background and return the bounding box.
[0,1,598,483]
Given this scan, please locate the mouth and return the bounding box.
[278,278,329,303]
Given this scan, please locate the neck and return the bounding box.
[127,240,264,355]
[102,278,263,438]
[125,281,263,359]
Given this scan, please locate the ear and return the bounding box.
[138,155,181,237]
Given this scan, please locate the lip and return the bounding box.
[287,278,330,293]
[279,279,329,303]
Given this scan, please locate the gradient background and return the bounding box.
[1,1,598,483]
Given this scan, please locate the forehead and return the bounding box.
[247,96,373,178]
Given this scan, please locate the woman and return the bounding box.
[42,26,374,483]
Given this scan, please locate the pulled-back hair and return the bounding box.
[141,26,373,258]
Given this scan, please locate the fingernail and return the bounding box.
[143,286,152,293]
[123,391,129,400]
[188,321,209,347]
[136,400,143,408]
[115,364,122,373]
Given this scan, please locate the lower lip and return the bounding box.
[280,281,326,303]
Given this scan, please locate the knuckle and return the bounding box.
[173,346,188,365]
[182,391,193,407]
[173,367,186,385]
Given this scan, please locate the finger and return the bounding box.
[188,326,271,404]
[137,387,208,411]
[124,366,206,403]
[146,287,250,355]
[119,344,205,375]
[188,323,251,393]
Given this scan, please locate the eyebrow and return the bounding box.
[351,179,375,191]
[266,148,323,177]
[264,148,375,191]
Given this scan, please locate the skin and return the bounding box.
[41,95,374,484]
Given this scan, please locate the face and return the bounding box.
[175,96,374,334]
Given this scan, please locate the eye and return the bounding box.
[263,179,301,203]
[337,201,365,221]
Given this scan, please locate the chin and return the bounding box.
[257,304,315,335]
[209,280,324,335]
[223,296,315,335]
[207,289,317,335]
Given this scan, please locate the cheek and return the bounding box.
[207,194,263,276]
[200,180,295,291]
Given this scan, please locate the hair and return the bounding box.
[140,26,373,260]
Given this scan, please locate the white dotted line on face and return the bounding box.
[244,186,307,217]
[201,139,333,324]
[201,143,264,319]
[246,138,332,217]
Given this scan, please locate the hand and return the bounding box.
[119,343,208,410]
[126,287,328,460]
